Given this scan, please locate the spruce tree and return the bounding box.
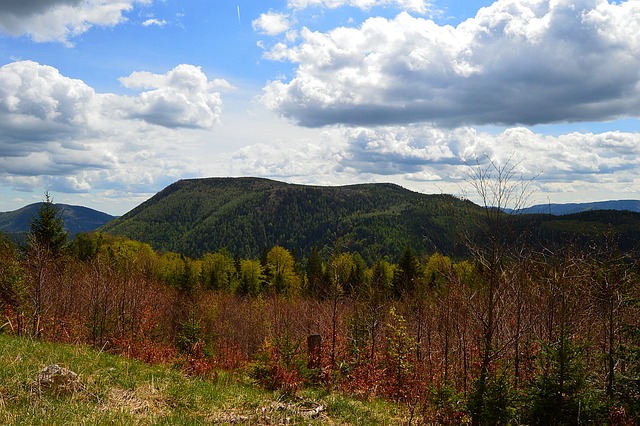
[29,192,68,257]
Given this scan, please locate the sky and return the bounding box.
[0,0,639,216]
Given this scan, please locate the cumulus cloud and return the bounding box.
[0,61,99,150]
[142,18,166,27]
[288,0,431,14]
[253,12,291,36]
[335,125,640,187]
[0,61,227,196]
[204,122,640,203]
[262,0,640,128]
[0,0,151,45]
[119,64,227,128]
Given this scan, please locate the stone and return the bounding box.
[35,364,81,394]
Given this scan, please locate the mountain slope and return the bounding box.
[100,177,640,260]
[0,203,115,239]
[100,177,478,260]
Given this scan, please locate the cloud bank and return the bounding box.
[0,0,151,45]
[287,0,432,14]
[212,124,640,202]
[262,0,640,128]
[0,61,228,197]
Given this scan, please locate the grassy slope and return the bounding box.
[0,334,407,425]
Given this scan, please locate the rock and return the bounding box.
[35,364,81,394]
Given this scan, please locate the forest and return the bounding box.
[1,165,639,425]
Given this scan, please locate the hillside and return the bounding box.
[0,203,115,240]
[100,177,479,260]
[99,177,640,261]
[0,334,405,425]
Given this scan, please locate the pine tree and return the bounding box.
[29,192,68,257]
[27,192,68,337]
[392,245,422,298]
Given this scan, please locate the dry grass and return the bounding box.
[0,333,408,425]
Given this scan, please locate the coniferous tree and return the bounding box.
[28,192,68,257]
[392,245,422,298]
[27,192,68,337]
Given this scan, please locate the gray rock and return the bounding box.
[35,364,81,394]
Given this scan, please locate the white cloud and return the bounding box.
[253,12,291,36]
[1,57,638,212]
[287,0,431,14]
[334,125,640,190]
[0,61,227,199]
[142,18,166,27]
[0,0,151,45]
[119,64,227,128]
[262,0,640,128]
[199,121,640,207]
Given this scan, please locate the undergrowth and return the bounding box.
[0,333,409,425]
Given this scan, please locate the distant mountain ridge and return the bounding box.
[0,203,115,239]
[520,200,640,215]
[3,181,638,259]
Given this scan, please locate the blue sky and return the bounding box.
[1,0,639,215]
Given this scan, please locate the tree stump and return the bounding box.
[307,334,322,370]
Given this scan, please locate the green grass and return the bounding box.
[0,334,408,425]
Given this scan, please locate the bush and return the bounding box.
[525,335,608,425]
[249,336,305,396]
[467,372,519,426]
[422,383,469,425]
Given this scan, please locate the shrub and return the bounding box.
[525,335,608,425]
[249,336,305,396]
[467,372,519,426]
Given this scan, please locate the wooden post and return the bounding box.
[307,334,322,370]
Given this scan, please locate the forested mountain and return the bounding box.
[99,177,479,260]
[99,177,640,261]
[0,203,115,241]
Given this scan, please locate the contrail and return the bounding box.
[237,5,241,25]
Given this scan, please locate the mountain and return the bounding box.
[99,177,640,261]
[0,203,116,241]
[521,200,640,215]
[99,177,480,261]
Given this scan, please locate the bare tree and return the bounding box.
[461,155,537,425]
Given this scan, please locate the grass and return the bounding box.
[0,334,409,425]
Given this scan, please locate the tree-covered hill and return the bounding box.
[99,177,479,260]
[0,203,115,242]
[99,177,640,261]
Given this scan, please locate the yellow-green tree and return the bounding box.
[265,246,300,295]
[239,259,265,296]
[201,251,237,292]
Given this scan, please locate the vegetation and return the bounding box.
[99,177,640,263]
[0,334,408,425]
[0,200,114,244]
[99,177,485,261]
[1,176,639,424]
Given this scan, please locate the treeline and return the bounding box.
[1,192,640,425]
